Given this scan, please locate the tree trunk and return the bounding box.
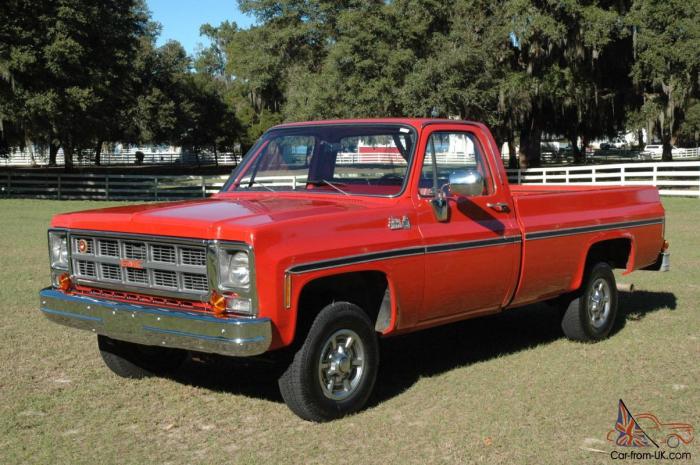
[49,141,60,166]
[94,140,103,166]
[507,133,518,169]
[63,142,74,171]
[661,131,673,161]
[519,117,542,168]
[569,129,583,165]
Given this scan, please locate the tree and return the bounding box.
[628,0,700,160]
[0,0,149,167]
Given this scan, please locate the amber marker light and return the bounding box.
[662,240,669,251]
[58,273,72,292]
[284,272,292,309]
[209,291,227,316]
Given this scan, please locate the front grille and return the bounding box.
[153,269,178,288]
[99,239,119,257]
[71,234,210,297]
[101,263,121,281]
[180,248,206,266]
[76,260,96,277]
[183,273,208,292]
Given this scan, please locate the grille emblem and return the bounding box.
[77,239,88,253]
[120,258,144,269]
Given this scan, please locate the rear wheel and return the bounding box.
[561,262,618,342]
[278,302,379,422]
[98,335,186,379]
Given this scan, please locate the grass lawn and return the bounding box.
[0,198,697,464]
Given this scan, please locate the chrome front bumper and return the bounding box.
[39,288,272,357]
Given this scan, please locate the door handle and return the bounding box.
[487,202,510,213]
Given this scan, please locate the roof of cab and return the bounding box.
[268,118,483,132]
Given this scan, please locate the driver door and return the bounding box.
[414,124,520,322]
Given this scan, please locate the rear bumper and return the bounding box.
[39,288,272,357]
[642,251,671,272]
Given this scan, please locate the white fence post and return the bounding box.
[621,167,626,185]
[105,176,110,200]
[154,177,159,201]
[201,176,206,197]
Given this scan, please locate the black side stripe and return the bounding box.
[288,236,521,273]
[525,218,664,241]
[425,235,521,253]
[287,217,664,274]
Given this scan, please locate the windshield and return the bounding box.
[225,124,416,196]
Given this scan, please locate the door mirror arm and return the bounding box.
[430,191,450,222]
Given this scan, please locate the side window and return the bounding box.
[419,132,492,197]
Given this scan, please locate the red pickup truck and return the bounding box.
[40,119,670,421]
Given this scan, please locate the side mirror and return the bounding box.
[448,169,484,197]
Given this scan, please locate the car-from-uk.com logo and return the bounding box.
[606,399,693,461]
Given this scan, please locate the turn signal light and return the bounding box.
[662,240,669,251]
[58,273,72,291]
[209,291,226,316]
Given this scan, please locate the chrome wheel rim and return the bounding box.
[318,329,365,401]
[588,278,611,329]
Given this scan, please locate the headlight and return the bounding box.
[218,250,250,289]
[49,231,68,270]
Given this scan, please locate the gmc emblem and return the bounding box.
[120,259,144,269]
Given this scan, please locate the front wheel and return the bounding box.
[278,302,379,422]
[561,262,619,342]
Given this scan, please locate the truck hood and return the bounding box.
[51,195,372,241]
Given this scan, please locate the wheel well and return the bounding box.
[295,271,388,344]
[586,238,632,270]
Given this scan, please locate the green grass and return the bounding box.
[0,198,697,465]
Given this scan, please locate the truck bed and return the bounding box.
[507,184,665,307]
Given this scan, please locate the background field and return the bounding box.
[0,198,697,465]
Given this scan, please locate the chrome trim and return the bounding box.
[207,240,258,315]
[48,229,70,271]
[39,288,271,357]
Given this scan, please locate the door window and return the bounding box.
[419,132,492,197]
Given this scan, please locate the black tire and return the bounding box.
[561,262,618,342]
[278,302,379,422]
[98,335,187,379]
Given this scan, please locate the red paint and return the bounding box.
[50,119,667,351]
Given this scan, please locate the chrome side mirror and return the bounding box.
[448,169,484,197]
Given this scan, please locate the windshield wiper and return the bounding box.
[306,179,349,196]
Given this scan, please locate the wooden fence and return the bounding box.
[2,161,700,201]
[505,161,700,197]
[0,172,230,201]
